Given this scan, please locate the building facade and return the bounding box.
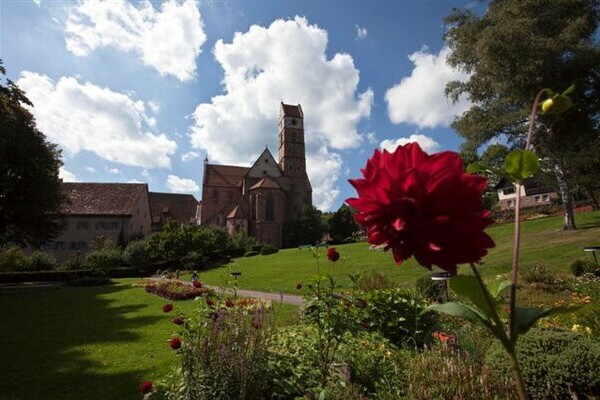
[199,103,312,248]
[496,177,558,210]
[148,192,200,231]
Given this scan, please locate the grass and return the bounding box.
[0,278,298,400]
[192,211,600,293]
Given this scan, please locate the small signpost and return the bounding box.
[430,271,454,303]
[230,272,242,297]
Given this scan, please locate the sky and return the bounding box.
[1,0,485,211]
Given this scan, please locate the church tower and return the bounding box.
[278,103,306,177]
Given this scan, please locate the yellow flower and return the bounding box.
[572,324,581,332]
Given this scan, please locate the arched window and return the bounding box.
[266,192,274,221]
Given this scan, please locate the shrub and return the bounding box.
[122,239,148,267]
[363,288,437,348]
[0,246,30,272]
[260,244,278,255]
[57,258,83,271]
[243,250,258,257]
[520,262,554,284]
[486,327,600,399]
[83,248,123,273]
[26,251,57,271]
[570,259,597,277]
[142,279,215,301]
[359,270,397,291]
[415,274,447,303]
[250,244,263,253]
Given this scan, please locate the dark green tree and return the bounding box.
[444,0,600,230]
[328,204,358,243]
[0,60,64,246]
[283,205,326,247]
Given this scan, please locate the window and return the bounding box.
[507,200,514,208]
[95,222,102,230]
[212,189,219,203]
[543,194,550,202]
[55,241,65,250]
[76,221,89,231]
[266,192,274,221]
[69,242,77,250]
[503,187,515,195]
[77,242,87,250]
[535,195,541,203]
[110,222,119,230]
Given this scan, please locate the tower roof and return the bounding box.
[280,103,303,118]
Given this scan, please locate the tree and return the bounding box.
[283,205,326,247]
[0,60,65,245]
[328,204,359,243]
[445,0,600,230]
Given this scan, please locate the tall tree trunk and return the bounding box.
[554,160,576,230]
[583,185,600,211]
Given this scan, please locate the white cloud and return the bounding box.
[106,167,120,174]
[65,0,206,81]
[84,166,97,173]
[355,25,367,40]
[148,101,160,114]
[365,132,378,145]
[59,167,77,182]
[17,72,177,169]
[181,151,200,162]
[128,179,143,183]
[380,133,441,154]
[189,16,373,210]
[305,142,343,211]
[385,46,471,128]
[33,0,41,6]
[166,174,199,193]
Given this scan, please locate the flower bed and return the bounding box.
[138,279,215,300]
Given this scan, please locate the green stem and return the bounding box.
[507,347,529,400]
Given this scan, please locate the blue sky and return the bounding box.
[1,0,484,211]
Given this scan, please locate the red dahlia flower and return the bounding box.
[162,303,174,313]
[296,282,302,290]
[172,318,184,325]
[206,298,214,306]
[140,380,153,395]
[225,300,234,308]
[326,247,340,262]
[169,337,182,350]
[192,280,202,288]
[347,143,494,273]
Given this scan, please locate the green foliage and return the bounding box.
[0,246,30,272]
[0,60,65,247]
[415,274,447,303]
[83,248,123,273]
[283,205,326,248]
[260,244,279,255]
[504,150,539,183]
[228,231,257,256]
[90,236,115,251]
[486,328,600,399]
[363,288,437,348]
[121,239,148,267]
[520,262,554,284]
[243,250,258,257]
[26,251,58,271]
[359,270,397,291]
[328,204,359,243]
[570,259,597,277]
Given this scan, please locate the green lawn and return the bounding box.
[0,278,298,400]
[194,211,600,293]
[1,211,599,400]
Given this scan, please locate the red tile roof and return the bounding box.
[249,176,282,190]
[149,192,199,225]
[204,164,249,187]
[61,183,147,216]
[226,205,246,219]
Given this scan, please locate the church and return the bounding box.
[199,103,312,248]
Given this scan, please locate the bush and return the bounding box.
[260,244,279,255]
[520,262,554,284]
[83,248,123,273]
[363,288,437,348]
[25,251,57,271]
[486,327,600,399]
[359,270,397,291]
[570,259,597,277]
[122,239,148,267]
[0,246,30,272]
[250,244,263,253]
[415,274,447,303]
[243,250,259,257]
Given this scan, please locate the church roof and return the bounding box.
[249,176,282,190]
[61,183,147,216]
[204,164,249,187]
[281,103,303,118]
[226,205,246,219]
[149,192,198,225]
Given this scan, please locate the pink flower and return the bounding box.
[162,304,174,313]
[172,318,184,325]
[326,247,340,262]
[296,282,303,290]
[347,143,494,273]
[140,380,153,395]
[169,337,182,350]
[193,280,203,288]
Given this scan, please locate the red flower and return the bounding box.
[169,337,182,350]
[172,318,184,325]
[162,303,174,313]
[225,300,234,308]
[296,282,303,290]
[192,280,203,288]
[252,317,262,329]
[326,247,340,262]
[206,298,214,307]
[347,143,495,273]
[140,380,153,395]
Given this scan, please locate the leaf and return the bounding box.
[450,275,496,319]
[514,306,582,336]
[494,280,512,299]
[425,302,492,330]
[504,150,539,183]
[562,84,575,95]
[467,162,487,174]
